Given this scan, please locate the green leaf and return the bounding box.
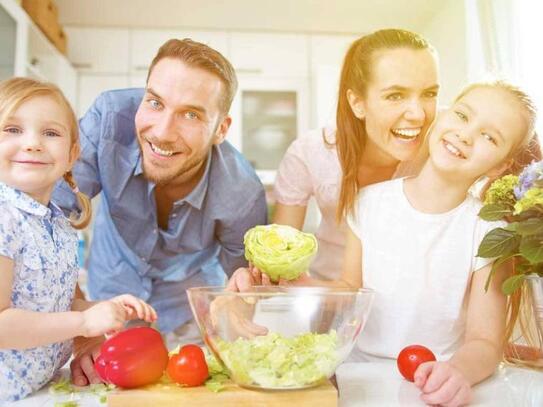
[478,204,512,221]
[516,218,543,236]
[476,228,520,258]
[520,234,543,264]
[502,274,526,295]
[504,222,520,232]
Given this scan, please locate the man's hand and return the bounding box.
[70,335,105,386]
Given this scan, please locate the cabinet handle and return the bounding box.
[30,57,40,66]
[73,63,93,69]
[134,65,149,71]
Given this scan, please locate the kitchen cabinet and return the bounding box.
[228,75,309,185]
[130,29,229,74]
[76,74,129,116]
[230,32,308,77]
[0,1,16,80]
[309,34,358,127]
[65,27,130,73]
[0,0,77,106]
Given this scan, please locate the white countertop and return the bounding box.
[7,361,543,406]
[336,361,543,406]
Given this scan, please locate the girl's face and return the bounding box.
[351,47,439,166]
[0,95,76,205]
[428,86,528,183]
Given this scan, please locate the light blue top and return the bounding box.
[52,88,267,333]
[0,183,77,402]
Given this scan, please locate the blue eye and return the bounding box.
[483,132,497,145]
[44,130,61,137]
[3,126,21,134]
[149,99,162,110]
[455,111,468,121]
[184,111,198,120]
[386,93,403,101]
[424,90,438,98]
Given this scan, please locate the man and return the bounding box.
[53,39,267,385]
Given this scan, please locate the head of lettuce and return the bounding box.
[244,224,318,282]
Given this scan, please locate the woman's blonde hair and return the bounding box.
[0,77,91,229]
[335,28,436,222]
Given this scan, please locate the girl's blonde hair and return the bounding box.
[0,77,91,229]
[466,81,542,361]
[335,29,436,222]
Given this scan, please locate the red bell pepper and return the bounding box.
[94,327,169,388]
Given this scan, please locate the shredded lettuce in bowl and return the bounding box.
[215,331,338,388]
[244,224,318,282]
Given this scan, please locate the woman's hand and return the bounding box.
[414,361,472,407]
[226,265,272,292]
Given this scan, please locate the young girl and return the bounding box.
[272,28,440,281]
[0,78,157,402]
[229,81,539,406]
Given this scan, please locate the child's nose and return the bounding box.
[22,133,43,151]
[455,132,472,145]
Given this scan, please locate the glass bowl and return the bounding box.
[187,286,374,390]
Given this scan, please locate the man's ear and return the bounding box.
[486,158,513,180]
[213,115,232,145]
[346,89,366,120]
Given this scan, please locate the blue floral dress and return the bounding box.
[0,183,78,402]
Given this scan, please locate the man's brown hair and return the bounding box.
[147,38,238,115]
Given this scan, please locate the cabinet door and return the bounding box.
[309,34,358,127]
[77,74,129,117]
[130,29,229,74]
[230,32,308,77]
[65,27,130,73]
[229,76,309,184]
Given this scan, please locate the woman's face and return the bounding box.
[352,47,439,166]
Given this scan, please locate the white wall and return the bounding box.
[56,0,441,34]
[421,0,468,106]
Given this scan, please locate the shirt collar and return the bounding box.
[179,150,212,210]
[0,182,54,218]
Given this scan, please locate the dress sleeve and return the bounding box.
[0,209,19,259]
[273,137,314,206]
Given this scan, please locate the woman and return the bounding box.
[272,28,440,280]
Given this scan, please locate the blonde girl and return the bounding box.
[0,78,157,402]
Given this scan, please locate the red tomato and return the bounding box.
[167,344,209,386]
[397,345,436,382]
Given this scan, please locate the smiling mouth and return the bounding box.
[391,128,422,141]
[14,160,48,165]
[442,140,466,159]
[147,141,179,157]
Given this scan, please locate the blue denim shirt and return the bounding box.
[52,88,267,332]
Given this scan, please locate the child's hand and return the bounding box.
[81,301,128,337]
[414,361,472,407]
[109,294,157,323]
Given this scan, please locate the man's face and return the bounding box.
[135,57,230,185]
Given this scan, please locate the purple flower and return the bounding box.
[514,160,543,199]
